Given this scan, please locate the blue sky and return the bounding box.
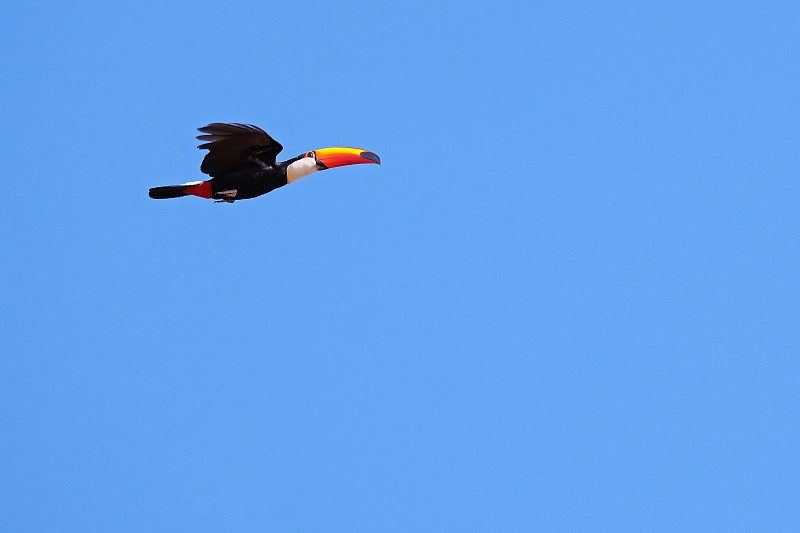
[1,1,798,531]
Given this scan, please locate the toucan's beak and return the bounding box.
[314,147,381,170]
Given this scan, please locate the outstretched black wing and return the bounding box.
[196,123,284,176]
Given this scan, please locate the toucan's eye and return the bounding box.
[306,151,315,158]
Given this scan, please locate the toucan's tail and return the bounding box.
[149,185,188,199]
[149,181,212,199]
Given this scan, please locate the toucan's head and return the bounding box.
[286,147,380,183]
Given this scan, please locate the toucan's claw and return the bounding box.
[214,189,237,203]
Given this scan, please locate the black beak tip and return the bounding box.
[360,151,381,165]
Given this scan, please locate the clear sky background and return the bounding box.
[1,1,798,531]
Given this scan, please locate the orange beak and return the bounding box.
[313,147,381,170]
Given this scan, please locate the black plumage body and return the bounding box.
[208,161,289,200]
[197,123,292,201]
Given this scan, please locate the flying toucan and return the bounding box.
[149,123,381,203]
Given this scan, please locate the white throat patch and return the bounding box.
[287,158,318,184]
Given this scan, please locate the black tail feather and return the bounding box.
[149,185,188,199]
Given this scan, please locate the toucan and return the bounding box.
[149,123,381,203]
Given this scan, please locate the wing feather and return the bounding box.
[196,123,283,176]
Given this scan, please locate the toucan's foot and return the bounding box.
[214,199,235,203]
[213,189,237,203]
